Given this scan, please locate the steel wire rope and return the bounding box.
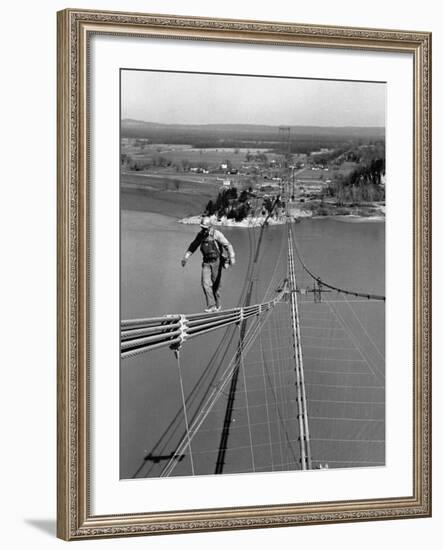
[343,293,385,364]
[247,227,273,472]
[268,309,286,468]
[248,226,285,470]
[259,226,291,469]
[162,224,280,475]
[290,223,385,302]
[173,225,272,476]
[257,226,284,468]
[121,269,286,357]
[311,300,384,468]
[274,304,290,469]
[259,224,303,469]
[238,324,256,472]
[258,312,300,467]
[160,308,275,477]
[262,225,288,303]
[224,318,301,468]
[214,225,258,474]
[121,227,281,358]
[328,301,385,383]
[176,352,195,475]
[282,306,297,470]
[287,225,309,469]
[133,324,238,478]
[214,209,281,473]
[258,321,276,471]
[246,225,287,471]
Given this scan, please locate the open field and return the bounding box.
[121,171,222,191]
[121,172,217,218]
[334,161,360,176]
[122,142,282,169]
[295,167,331,181]
[122,119,385,147]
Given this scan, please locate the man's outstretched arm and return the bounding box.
[181,233,202,266]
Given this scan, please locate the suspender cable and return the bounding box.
[239,324,256,472]
[214,208,277,474]
[175,350,195,476]
[160,308,274,477]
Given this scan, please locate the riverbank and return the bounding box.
[179,204,385,227]
[300,200,385,220]
[121,174,385,225]
[179,213,385,227]
[179,214,289,228]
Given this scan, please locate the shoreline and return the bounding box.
[179,215,288,228]
[121,186,385,226]
[179,211,385,228]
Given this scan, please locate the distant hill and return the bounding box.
[121,119,385,149]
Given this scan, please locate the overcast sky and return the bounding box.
[121,70,385,127]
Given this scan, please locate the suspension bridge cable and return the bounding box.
[214,207,279,474]
[289,222,385,302]
[270,306,286,467]
[175,351,195,476]
[131,325,237,478]
[287,225,308,469]
[277,305,294,470]
[239,324,256,473]
[160,308,275,477]
[214,237,258,473]
[121,297,283,358]
[258,310,300,466]
[258,324,276,471]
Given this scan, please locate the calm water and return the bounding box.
[120,205,385,478]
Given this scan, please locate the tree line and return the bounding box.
[326,157,385,204]
[204,187,283,222]
[204,187,254,222]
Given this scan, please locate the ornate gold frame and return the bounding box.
[57,8,431,540]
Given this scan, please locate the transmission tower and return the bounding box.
[278,126,291,155]
[278,126,291,199]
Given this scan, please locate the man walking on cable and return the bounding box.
[181,216,236,312]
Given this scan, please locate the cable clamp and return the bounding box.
[170,315,188,354]
[239,308,244,324]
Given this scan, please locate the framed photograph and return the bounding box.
[57,8,431,540]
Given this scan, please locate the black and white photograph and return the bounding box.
[120,69,386,479]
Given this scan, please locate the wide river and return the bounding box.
[121,195,385,479]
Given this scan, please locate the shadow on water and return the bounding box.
[24,519,56,537]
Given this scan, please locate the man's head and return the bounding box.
[200,216,212,232]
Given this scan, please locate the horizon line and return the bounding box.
[122,118,385,129]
